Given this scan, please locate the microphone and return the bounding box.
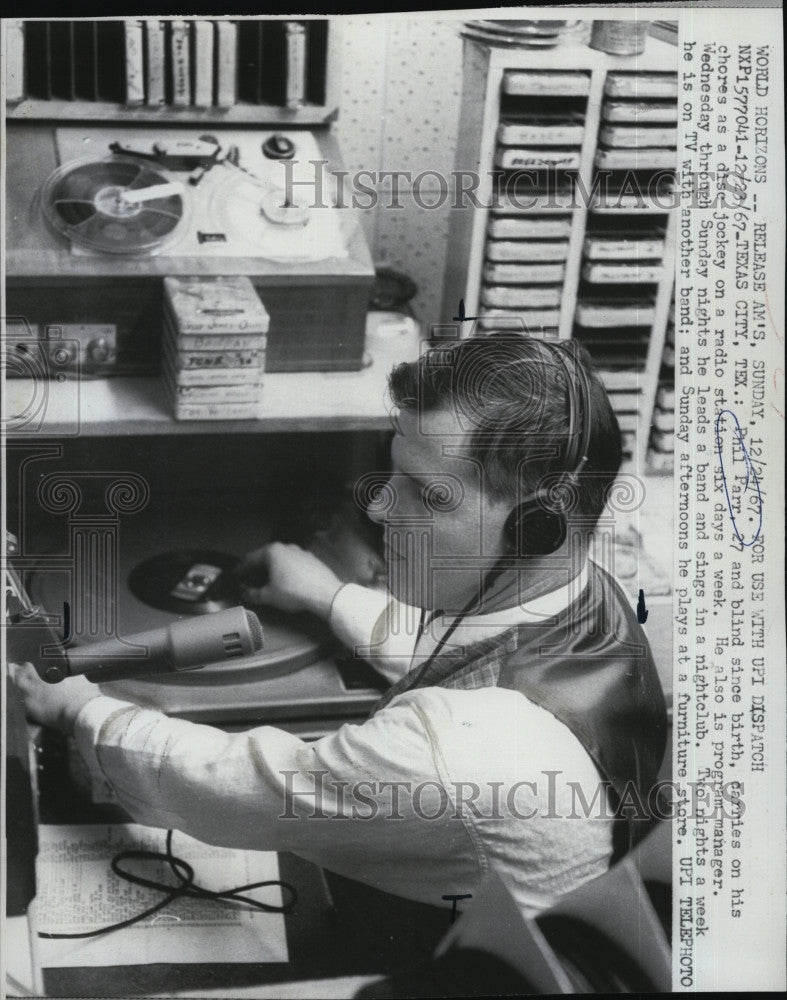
[36,607,264,684]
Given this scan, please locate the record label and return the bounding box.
[128,550,241,616]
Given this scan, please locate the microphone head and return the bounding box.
[244,608,264,652]
[49,605,265,683]
[169,605,264,667]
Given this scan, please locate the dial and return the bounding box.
[262,134,296,160]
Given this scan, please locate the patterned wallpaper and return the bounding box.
[334,17,465,329]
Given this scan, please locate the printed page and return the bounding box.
[35,825,288,968]
[673,3,785,992]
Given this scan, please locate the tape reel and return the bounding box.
[41,156,188,255]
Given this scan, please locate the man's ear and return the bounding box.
[503,497,568,558]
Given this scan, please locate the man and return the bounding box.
[11,334,666,949]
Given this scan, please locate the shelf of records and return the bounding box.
[4,19,336,123]
[470,64,678,335]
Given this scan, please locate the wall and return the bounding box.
[334,17,464,329]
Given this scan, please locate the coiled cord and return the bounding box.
[38,829,297,940]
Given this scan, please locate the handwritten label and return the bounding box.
[715,409,764,546]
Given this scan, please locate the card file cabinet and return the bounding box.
[442,30,678,469]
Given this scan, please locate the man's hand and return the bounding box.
[237,542,344,620]
[8,661,102,733]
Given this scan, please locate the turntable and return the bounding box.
[6,123,374,372]
[23,507,388,730]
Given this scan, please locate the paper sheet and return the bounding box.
[35,824,288,968]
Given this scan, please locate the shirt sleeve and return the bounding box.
[71,692,480,904]
[71,685,613,912]
[328,583,418,684]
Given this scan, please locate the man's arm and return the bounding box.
[8,661,431,853]
[10,663,614,910]
[9,666,479,904]
[239,542,415,683]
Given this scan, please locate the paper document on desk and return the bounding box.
[35,824,288,968]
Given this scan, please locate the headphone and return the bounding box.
[502,340,593,559]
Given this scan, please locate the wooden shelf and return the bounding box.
[6,18,341,126]
[5,314,421,437]
[6,99,338,127]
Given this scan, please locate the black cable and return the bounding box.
[38,829,297,940]
[407,562,507,692]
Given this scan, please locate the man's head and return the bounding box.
[366,334,622,612]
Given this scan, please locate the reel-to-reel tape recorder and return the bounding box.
[6,123,374,372]
[38,128,352,260]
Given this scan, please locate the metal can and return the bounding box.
[590,20,650,56]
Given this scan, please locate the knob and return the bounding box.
[262,134,296,160]
[88,337,111,364]
[51,345,73,366]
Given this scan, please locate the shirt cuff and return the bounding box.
[72,694,141,790]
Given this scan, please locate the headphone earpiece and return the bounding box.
[504,497,567,558]
[499,340,592,562]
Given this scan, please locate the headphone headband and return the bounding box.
[537,340,592,479]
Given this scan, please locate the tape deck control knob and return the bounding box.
[88,337,111,363]
[52,345,73,366]
[262,134,296,160]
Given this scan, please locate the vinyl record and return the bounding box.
[467,19,572,37]
[41,155,187,255]
[128,550,241,616]
[463,20,588,47]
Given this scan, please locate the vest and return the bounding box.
[323,562,668,971]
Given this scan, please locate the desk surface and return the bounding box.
[39,853,374,998]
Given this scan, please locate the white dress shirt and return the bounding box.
[74,566,613,918]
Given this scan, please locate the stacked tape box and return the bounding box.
[443,35,679,469]
[648,299,675,472]
[163,276,269,421]
[480,69,592,337]
[574,70,678,462]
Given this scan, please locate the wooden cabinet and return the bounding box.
[3,17,392,435]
